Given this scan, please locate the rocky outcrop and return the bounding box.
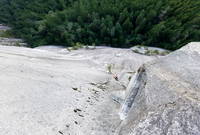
[0,45,155,135]
[0,24,27,46]
[131,45,170,56]
[0,41,200,135]
[0,37,27,46]
[118,42,200,135]
[0,24,10,31]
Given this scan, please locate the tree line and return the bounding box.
[0,0,199,50]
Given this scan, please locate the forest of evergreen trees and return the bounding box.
[0,0,199,50]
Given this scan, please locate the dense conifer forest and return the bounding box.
[0,0,199,50]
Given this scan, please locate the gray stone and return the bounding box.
[0,24,27,46]
[0,24,10,31]
[0,37,27,46]
[131,45,171,56]
[1,36,200,134]
[0,45,154,135]
[118,42,200,135]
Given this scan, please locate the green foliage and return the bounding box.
[0,30,14,38]
[68,42,84,50]
[0,0,199,50]
[107,64,113,74]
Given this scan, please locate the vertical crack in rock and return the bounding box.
[119,65,147,120]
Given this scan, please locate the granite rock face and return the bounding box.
[0,41,200,135]
[119,42,200,135]
[0,45,154,135]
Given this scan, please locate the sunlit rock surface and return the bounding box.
[1,30,200,135]
[119,42,200,135]
[0,45,154,135]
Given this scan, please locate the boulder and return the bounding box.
[118,42,200,135]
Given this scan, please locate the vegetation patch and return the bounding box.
[132,46,171,56]
[0,0,199,50]
[0,30,14,38]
